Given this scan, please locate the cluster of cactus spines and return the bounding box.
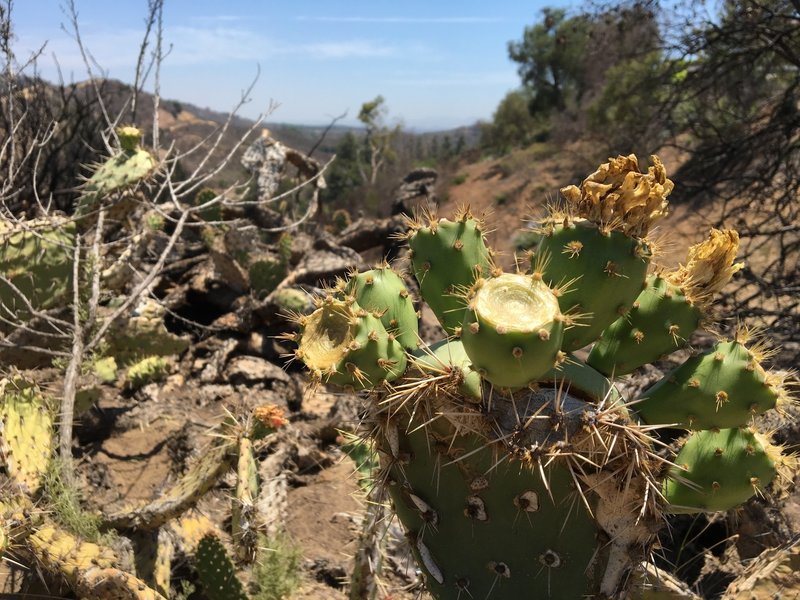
[77,125,157,215]
[286,295,407,390]
[288,154,798,599]
[0,376,54,493]
[0,216,76,316]
[588,228,743,375]
[404,206,492,335]
[533,154,672,351]
[411,338,482,402]
[196,534,249,600]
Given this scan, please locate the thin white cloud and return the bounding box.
[188,15,247,23]
[306,40,397,59]
[296,16,505,24]
[18,25,400,72]
[385,73,517,87]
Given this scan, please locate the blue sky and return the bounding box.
[10,1,565,130]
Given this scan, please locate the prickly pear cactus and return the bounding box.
[0,376,54,493]
[288,154,797,599]
[0,216,76,317]
[77,125,157,216]
[196,534,249,600]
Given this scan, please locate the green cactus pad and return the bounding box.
[296,298,407,390]
[78,127,156,212]
[412,338,482,402]
[408,210,491,335]
[664,428,779,513]
[588,275,701,376]
[270,287,311,315]
[540,354,621,406]
[103,299,189,365]
[232,436,259,560]
[249,256,286,297]
[196,534,249,600]
[378,376,659,599]
[535,219,651,352]
[125,356,170,390]
[0,217,76,316]
[636,340,782,430]
[0,377,53,493]
[345,266,419,350]
[460,272,564,388]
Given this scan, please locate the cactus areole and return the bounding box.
[287,156,795,600]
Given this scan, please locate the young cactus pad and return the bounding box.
[534,154,672,351]
[588,228,742,375]
[407,208,491,335]
[460,272,564,388]
[664,428,781,513]
[344,265,419,350]
[294,297,407,389]
[635,339,785,430]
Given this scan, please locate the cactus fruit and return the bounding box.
[343,264,419,350]
[290,296,407,390]
[0,376,54,493]
[459,271,565,388]
[406,206,492,335]
[533,155,671,351]
[588,229,743,375]
[0,216,76,317]
[196,534,249,600]
[288,155,797,599]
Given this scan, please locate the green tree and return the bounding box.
[480,88,544,152]
[324,131,362,201]
[507,8,591,114]
[357,95,399,185]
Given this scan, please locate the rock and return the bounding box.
[225,355,291,386]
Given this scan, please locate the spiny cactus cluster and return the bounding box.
[288,154,797,599]
[0,364,288,598]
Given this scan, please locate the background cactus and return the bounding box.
[0,216,76,318]
[290,155,798,599]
